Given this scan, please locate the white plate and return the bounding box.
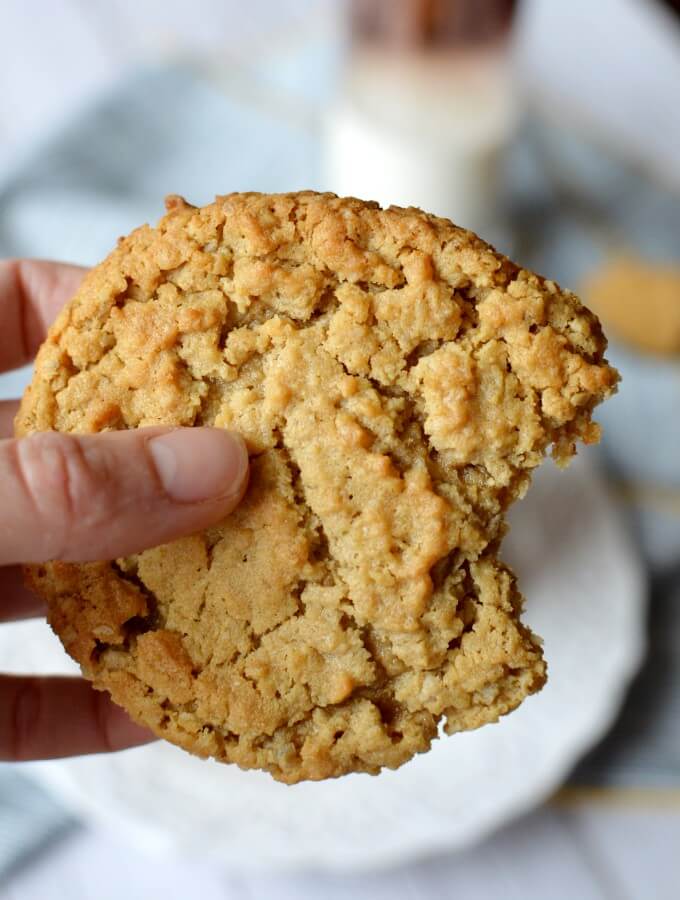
[4,455,645,872]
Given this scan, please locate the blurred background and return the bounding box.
[0,0,679,897]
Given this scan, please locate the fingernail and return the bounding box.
[148,428,248,503]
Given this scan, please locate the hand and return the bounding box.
[0,260,249,762]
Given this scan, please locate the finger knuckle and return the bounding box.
[12,433,109,559]
[9,678,41,762]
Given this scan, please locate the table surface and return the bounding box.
[1,1,679,897]
[1,797,679,900]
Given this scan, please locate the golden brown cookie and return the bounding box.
[18,192,618,783]
[582,255,680,356]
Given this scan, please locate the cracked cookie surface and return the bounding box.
[17,192,618,783]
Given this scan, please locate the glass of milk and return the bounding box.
[323,0,520,249]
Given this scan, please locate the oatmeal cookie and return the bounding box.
[18,192,618,783]
[582,255,680,356]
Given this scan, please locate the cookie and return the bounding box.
[582,255,680,356]
[18,192,618,783]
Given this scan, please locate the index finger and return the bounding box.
[0,259,87,374]
[0,566,46,622]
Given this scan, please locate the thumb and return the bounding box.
[0,428,249,565]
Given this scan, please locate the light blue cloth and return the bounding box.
[0,57,678,876]
[0,772,75,879]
